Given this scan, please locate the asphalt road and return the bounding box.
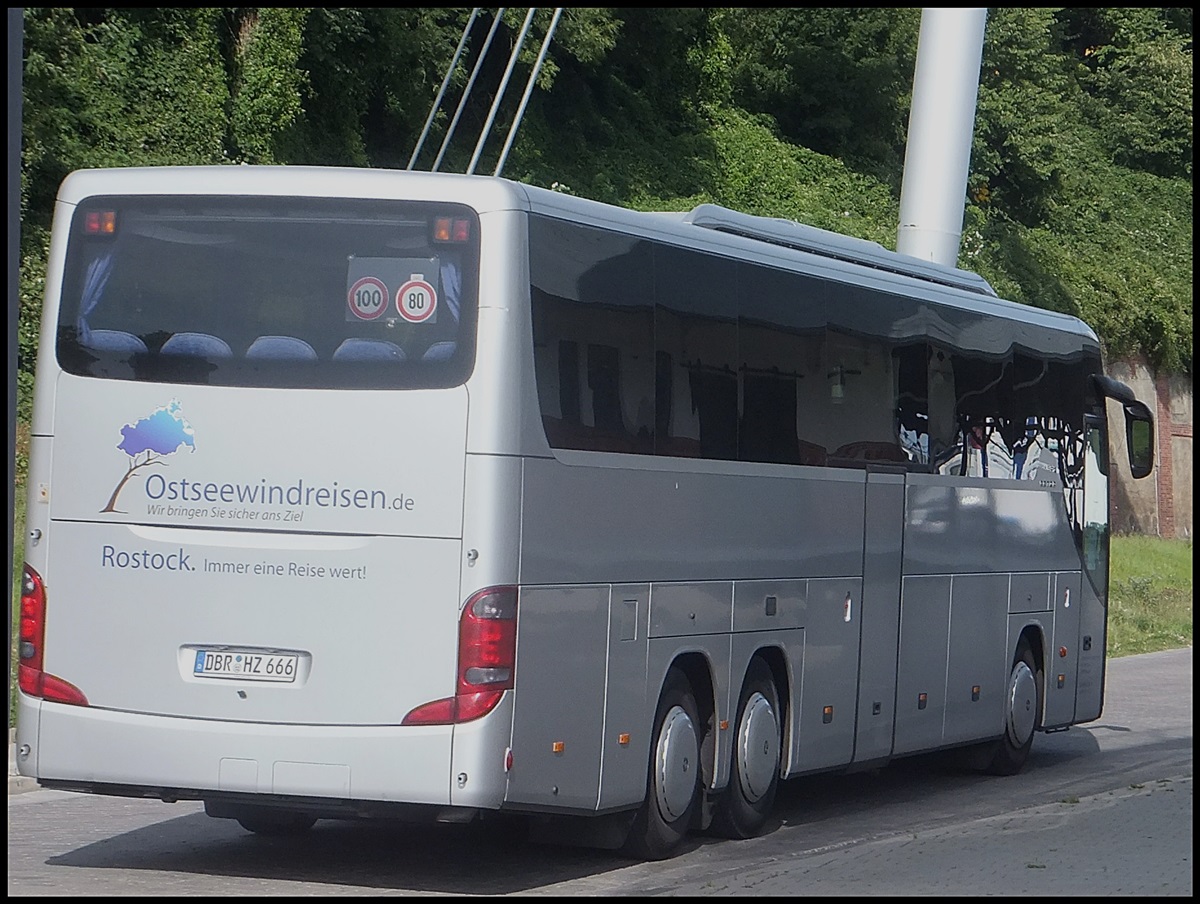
[8,647,1192,895]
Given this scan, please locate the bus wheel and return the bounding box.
[984,640,1040,776]
[711,656,781,839]
[621,668,701,860]
[234,807,318,836]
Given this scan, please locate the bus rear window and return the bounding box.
[56,196,480,389]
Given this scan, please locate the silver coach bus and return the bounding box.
[17,166,1155,859]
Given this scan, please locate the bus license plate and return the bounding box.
[193,650,298,683]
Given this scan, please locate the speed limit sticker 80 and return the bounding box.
[396,274,437,323]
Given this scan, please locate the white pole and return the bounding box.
[896,8,987,267]
[494,8,563,178]
[467,8,537,176]
[432,9,508,174]
[408,8,480,171]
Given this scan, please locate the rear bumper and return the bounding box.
[24,699,488,807]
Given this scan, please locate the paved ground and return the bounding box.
[8,648,1192,895]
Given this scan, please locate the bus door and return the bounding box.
[1052,414,1109,727]
[852,469,906,764]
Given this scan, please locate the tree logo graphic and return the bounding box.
[101,399,196,513]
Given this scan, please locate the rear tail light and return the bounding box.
[432,216,472,243]
[82,209,118,235]
[18,564,89,706]
[402,586,517,725]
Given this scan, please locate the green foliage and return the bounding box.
[522,7,622,90]
[21,8,229,221]
[970,157,1192,371]
[718,8,920,186]
[702,108,899,245]
[1060,8,1193,178]
[962,7,1190,372]
[973,8,1087,226]
[502,9,719,203]
[16,236,46,423]
[228,8,311,164]
[284,8,467,168]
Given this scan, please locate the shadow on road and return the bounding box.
[41,693,1198,897]
[47,809,640,895]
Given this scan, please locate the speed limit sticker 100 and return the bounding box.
[396,275,437,323]
[348,276,389,321]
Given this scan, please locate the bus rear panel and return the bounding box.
[17,171,524,818]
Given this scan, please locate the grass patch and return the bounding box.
[1108,534,1193,657]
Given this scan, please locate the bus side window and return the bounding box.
[892,340,930,468]
[656,245,738,461]
[928,348,959,471]
[945,328,1014,478]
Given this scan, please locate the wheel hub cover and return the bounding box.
[655,705,699,820]
[736,692,779,802]
[1005,661,1037,747]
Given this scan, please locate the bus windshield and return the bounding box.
[56,195,480,389]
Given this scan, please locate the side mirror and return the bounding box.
[1125,404,1154,480]
[1092,374,1155,480]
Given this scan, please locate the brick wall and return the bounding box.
[1109,359,1192,540]
[1155,372,1177,539]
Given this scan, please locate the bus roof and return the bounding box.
[55,165,1100,349]
[514,179,1100,349]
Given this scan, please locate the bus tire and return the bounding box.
[234,807,318,836]
[621,668,701,860]
[984,639,1040,776]
[710,656,782,839]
